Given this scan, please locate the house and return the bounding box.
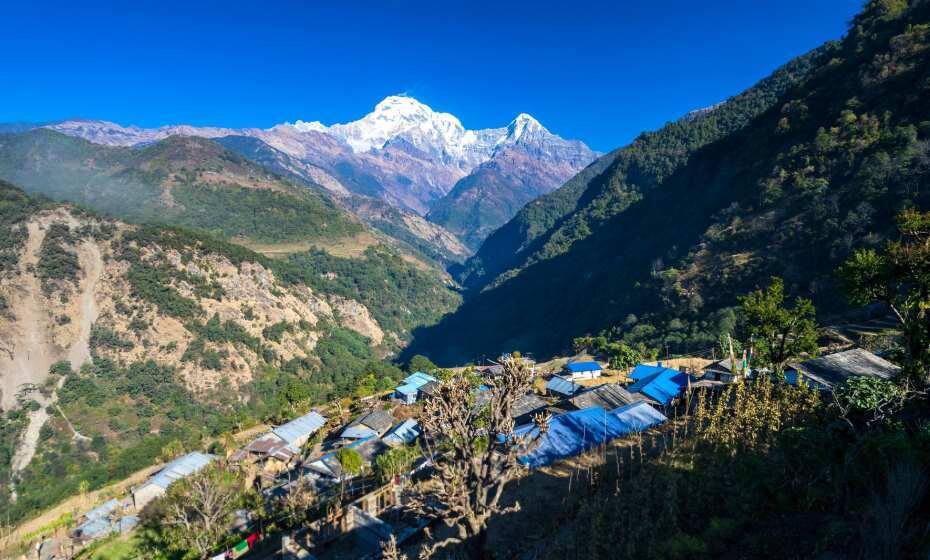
[417,381,441,400]
[394,372,438,404]
[563,361,603,380]
[341,410,396,440]
[132,452,216,509]
[382,419,421,447]
[514,402,667,468]
[272,410,328,451]
[627,365,690,405]
[512,393,549,424]
[785,348,900,390]
[701,358,743,382]
[305,437,386,480]
[569,383,654,410]
[229,434,297,469]
[546,375,582,398]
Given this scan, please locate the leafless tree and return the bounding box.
[159,463,243,558]
[280,475,318,526]
[412,357,549,559]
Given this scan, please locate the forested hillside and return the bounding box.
[411,0,930,364]
[0,130,361,246]
[0,182,431,522]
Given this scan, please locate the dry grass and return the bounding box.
[242,230,380,260]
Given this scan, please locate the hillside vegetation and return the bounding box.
[0,183,438,523]
[411,0,930,364]
[0,131,363,247]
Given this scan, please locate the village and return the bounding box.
[28,344,901,560]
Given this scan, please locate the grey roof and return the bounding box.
[418,381,441,397]
[273,411,327,445]
[83,498,120,521]
[351,410,395,434]
[703,358,736,374]
[382,419,421,447]
[546,376,581,397]
[513,393,549,420]
[790,348,900,388]
[146,452,215,490]
[569,384,649,410]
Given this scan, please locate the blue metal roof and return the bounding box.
[401,372,437,389]
[273,411,327,445]
[382,419,421,446]
[83,498,120,521]
[628,369,689,405]
[546,376,581,396]
[628,364,670,381]
[565,361,602,373]
[76,517,113,540]
[515,403,667,468]
[395,383,420,395]
[147,452,215,490]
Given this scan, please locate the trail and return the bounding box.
[6,218,103,476]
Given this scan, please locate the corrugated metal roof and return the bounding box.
[75,517,113,540]
[565,361,602,373]
[395,383,420,396]
[83,498,120,521]
[789,348,900,388]
[273,411,327,445]
[513,393,548,419]
[628,369,689,405]
[569,384,648,410]
[515,403,667,468]
[546,376,581,396]
[147,452,215,490]
[401,372,438,389]
[382,419,421,447]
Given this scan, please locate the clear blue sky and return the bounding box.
[0,0,861,151]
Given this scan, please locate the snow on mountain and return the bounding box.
[40,95,597,216]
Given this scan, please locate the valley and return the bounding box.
[1,1,930,559]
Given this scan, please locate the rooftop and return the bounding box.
[790,348,900,387]
[273,410,327,446]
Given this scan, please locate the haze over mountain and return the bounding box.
[42,96,597,235]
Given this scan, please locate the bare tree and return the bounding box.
[155,463,244,558]
[280,475,318,526]
[413,357,548,559]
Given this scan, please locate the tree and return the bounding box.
[412,357,548,559]
[280,476,317,526]
[143,463,246,559]
[605,342,644,370]
[160,440,185,463]
[408,354,438,373]
[738,277,819,373]
[335,447,363,477]
[374,444,422,482]
[838,209,930,382]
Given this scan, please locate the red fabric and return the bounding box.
[246,531,262,548]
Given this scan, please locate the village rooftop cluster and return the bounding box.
[39,346,899,559]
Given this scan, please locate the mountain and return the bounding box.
[39,96,597,220]
[407,0,930,364]
[0,181,431,518]
[0,129,362,247]
[0,130,461,350]
[426,114,598,248]
[214,135,471,263]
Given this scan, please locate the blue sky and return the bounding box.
[0,0,861,151]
